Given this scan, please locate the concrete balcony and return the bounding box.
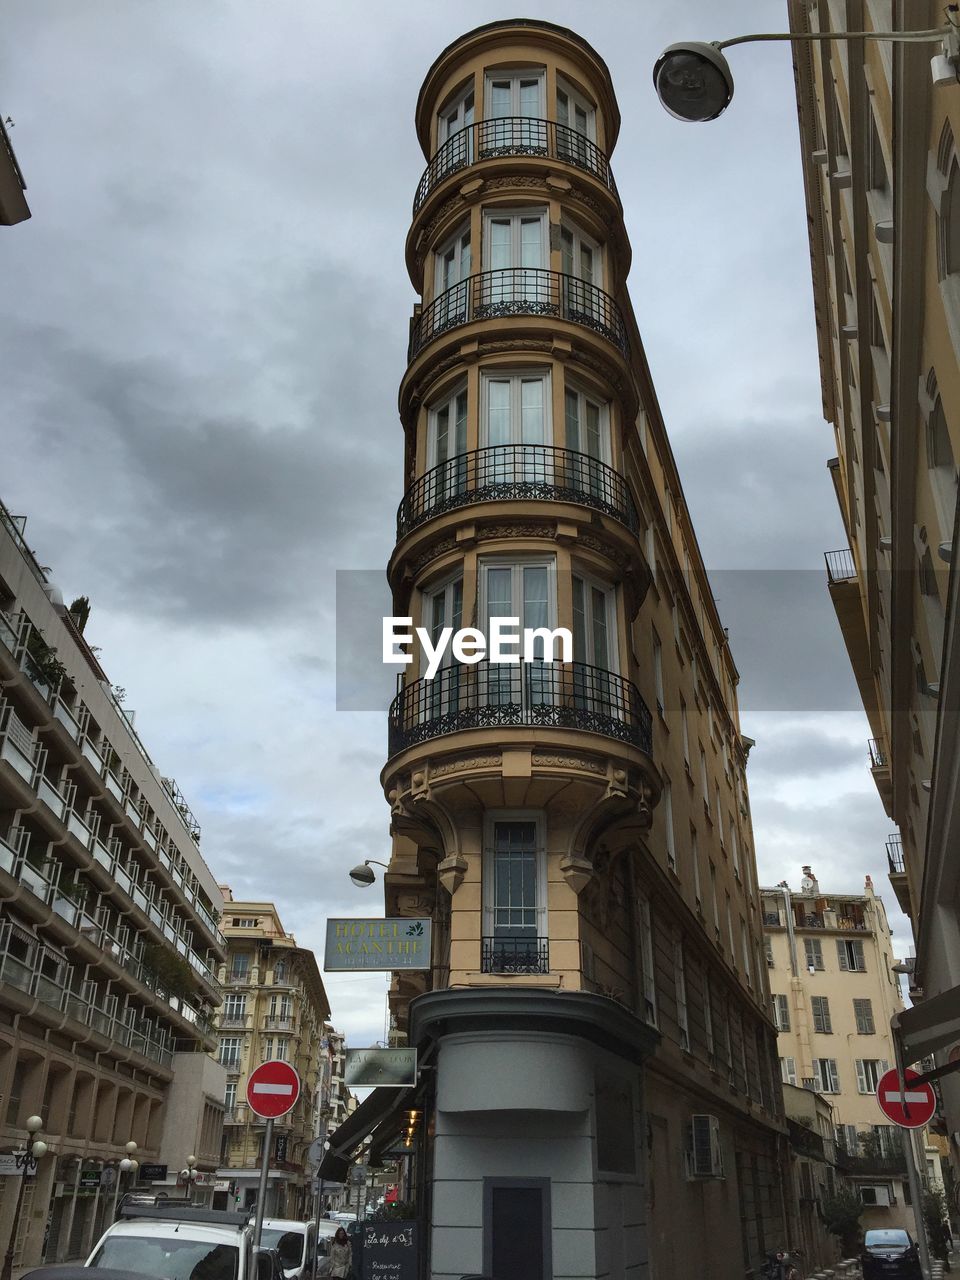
[886,832,912,917]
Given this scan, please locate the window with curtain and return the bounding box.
[480,559,554,706]
[482,209,547,306]
[482,70,544,154]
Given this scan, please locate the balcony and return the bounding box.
[481,936,550,975]
[408,269,629,363]
[263,1016,296,1032]
[886,832,912,916]
[412,117,617,214]
[388,659,652,758]
[869,736,893,812]
[396,445,638,541]
[825,548,857,583]
[836,1148,906,1177]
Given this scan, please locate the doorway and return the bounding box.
[483,1177,551,1280]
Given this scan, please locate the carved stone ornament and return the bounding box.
[430,755,502,777]
[438,853,468,896]
[559,852,595,895]
[530,753,605,774]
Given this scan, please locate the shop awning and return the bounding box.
[317,1085,418,1183]
[892,984,960,1064]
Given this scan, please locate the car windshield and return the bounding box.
[865,1230,911,1248]
[91,1235,240,1280]
[258,1230,304,1267]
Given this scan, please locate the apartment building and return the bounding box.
[762,869,914,1231]
[0,116,29,225]
[788,0,960,1144]
[783,1083,842,1270]
[0,499,225,1267]
[321,20,785,1280]
[214,893,330,1218]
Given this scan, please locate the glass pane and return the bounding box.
[487,380,511,446]
[586,401,602,458]
[591,586,608,667]
[556,89,569,126]
[574,104,588,135]
[572,577,586,657]
[489,82,511,118]
[489,220,511,271]
[486,568,513,619]
[435,405,449,463]
[520,218,542,268]
[580,242,594,285]
[451,579,463,631]
[565,388,580,451]
[522,567,549,631]
[520,379,544,444]
[560,226,574,277]
[460,232,471,278]
[519,80,540,117]
[454,391,468,455]
[431,592,446,642]
[463,92,475,126]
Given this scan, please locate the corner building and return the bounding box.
[363,21,786,1280]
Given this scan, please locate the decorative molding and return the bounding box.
[430,755,502,777]
[530,753,605,774]
[559,852,594,895]
[437,853,468,896]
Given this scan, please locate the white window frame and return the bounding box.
[480,368,551,447]
[559,217,603,286]
[780,1056,798,1086]
[484,68,545,119]
[555,74,596,142]
[563,380,611,462]
[855,1058,889,1094]
[638,890,657,1026]
[427,381,469,470]
[482,810,548,941]
[438,81,475,144]
[813,1058,840,1094]
[435,220,472,297]
[772,994,790,1033]
[571,568,619,673]
[663,778,677,874]
[674,938,690,1051]
[482,207,549,271]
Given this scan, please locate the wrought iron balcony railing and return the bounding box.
[388,659,652,758]
[396,444,639,540]
[409,269,629,362]
[481,935,550,975]
[887,833,905,874]
[825,548,857,582]
[413,117,617,213]
[868,737,889,769]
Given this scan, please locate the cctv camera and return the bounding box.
[348,863,376,888]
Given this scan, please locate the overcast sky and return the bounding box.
[1,1,907,1051]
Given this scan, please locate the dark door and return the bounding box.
[486,1181,550,1280]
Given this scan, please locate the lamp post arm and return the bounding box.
[715,27,950,51]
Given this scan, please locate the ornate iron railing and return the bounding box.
[413,117,616,213]
[396,444,638,540]
[409,269,629,361]
[481,935,550,975]
[886,832,905,873]
[824,547,857,582]
[388,659,652,757]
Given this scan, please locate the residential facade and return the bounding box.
[783,1083,843,1271]
[0,498,225,1267]
[762,869,913,1230]
[214,892,330,1218]
[154,1051,228,1206]
[323,20,786,1280]
[788,0,960,1150]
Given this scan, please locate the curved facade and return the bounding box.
[371,21,787,1280]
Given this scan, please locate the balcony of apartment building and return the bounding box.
[885,833,912,916]
[262,1015,297,1033]
[869,736,893,812]
[835,1127,906,1179]
[480,935,550,976]
[789,898,869,934]
[406,269,629,374]
[824,548,876,720]
[393,445,641,573]
[386,658,652,759]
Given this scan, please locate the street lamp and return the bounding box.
[1,1116,47,1280]
[653,22,955,122]
[348,859,389,888]
[180,1154,199,1201]
[114,1141,138,1216]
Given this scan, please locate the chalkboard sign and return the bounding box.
[361,1219,417,1280]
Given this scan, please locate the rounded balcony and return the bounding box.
[413,117,618,215]
[387,659,652,760]
[408,268,628,365]
[396,444,638,542]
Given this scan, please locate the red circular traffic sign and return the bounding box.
[875,1067,936,1129]
[246,1060,301,1119]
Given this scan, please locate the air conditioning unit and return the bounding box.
[686,1114,723,1179]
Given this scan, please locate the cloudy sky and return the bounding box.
[1,0,906,1050]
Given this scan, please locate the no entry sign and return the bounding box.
[875,1066,936,1129]
[246,1059,301,1119]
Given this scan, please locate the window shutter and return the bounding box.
[828,1061,839,1092]
[856,1060,867,1093]
[837,940,849,970]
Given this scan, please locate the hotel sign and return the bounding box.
[324,919,432,971]
[346,1048,418,1088]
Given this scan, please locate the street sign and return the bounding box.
[346,1048,417,1088]
[246,1059,301,1120]
[876,1066,937,1128]
[324,919,432,972]
[138,1164,167,1182]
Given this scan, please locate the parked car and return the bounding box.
[87,1201,259,1280]
[861,1228,923,1280]
[257,1219,318,1280]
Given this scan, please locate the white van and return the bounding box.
[258,1219,318,1280]
[87,1201,271,1280]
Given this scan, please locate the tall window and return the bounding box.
[813,1058,840,1094]
[680,699,690,766]
[690,826,702,907]
[556,76,596,155]
[703,977,715,1061]
[730,821,740,878]
[780,1057,798,1086]
[564,384,610,500]
[480,560,554,705]
[854,998,875,1035]
[485,70,543,123]
[772,994,790,1032]
[421,575,464,715]
[856,1059,889,1094]
[740,919,752,987]
[559,220,602,320]
[709,861,719,937]
[804,937,824,971]
[483,209,547,305]
[699,746,709,802]
[230,953,250,980]
[663,779,677,874]
[637,891,657,1026]
[838,939,867,972]
[674,939,689,1051]
[484,818,545,970]
[653,628,664,714]
[428,384,468,501]
[222,994,246,1022]
[812,996,832,1034]
[224,1081,237,1111]
[571,573,615,671]
[218,1037,241,1070]
[437,83,475,174]
[726,894,735,962]
[435,222,472,320]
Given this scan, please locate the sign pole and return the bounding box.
[903,1126,932,1280]
[253,1117,273,1249]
